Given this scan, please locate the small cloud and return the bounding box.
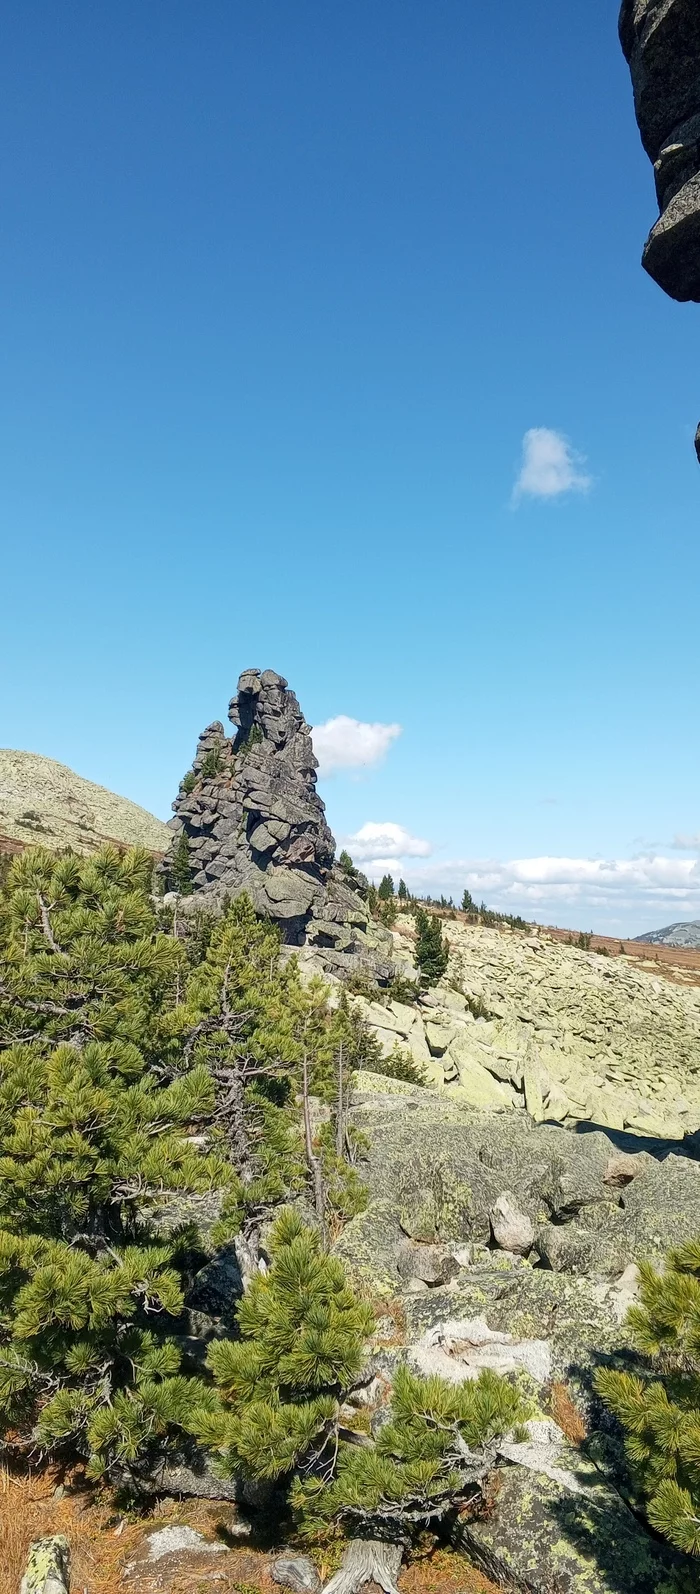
[312,716,401,778]
[672,833,700,851]
[345,821,432,872]
[512,427,592,504]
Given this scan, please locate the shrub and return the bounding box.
[295,1362,526,1540]
[370,1043,427,1087]
[595,1237,700,1556]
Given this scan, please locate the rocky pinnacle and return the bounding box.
[163,668,395,976]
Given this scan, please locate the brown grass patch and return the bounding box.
[401,1546,500,1594]
[548,1382,587,1445]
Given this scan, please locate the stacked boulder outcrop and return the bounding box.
[163,668,395,976]
[620,0,700,302]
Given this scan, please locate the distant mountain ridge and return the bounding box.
[635,921,700,949]
[0,749,169,857]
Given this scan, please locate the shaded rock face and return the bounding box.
[164,668,393,972]
[620,0,700,300]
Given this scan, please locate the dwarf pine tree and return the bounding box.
[189,1210,374,1479]
[0,845,231,1481]
[595,1238,700,1556]
[190,1211,525,1538]
[295,1363,525,1541]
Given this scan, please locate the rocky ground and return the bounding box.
[339,912,700,1142]
[331,1071,699,1593]
[0,750,169,857]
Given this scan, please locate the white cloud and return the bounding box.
[344,821,432,873]
[512,428,592,503]
[672,833,700,851]
[312,716,401,778]
[391,853,700,933]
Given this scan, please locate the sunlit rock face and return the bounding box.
[620,0,700,301]
[163,668,397,979]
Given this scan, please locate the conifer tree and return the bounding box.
[397,879,408,901]
[189,1211,374,1476]
[595,1238,700,1556]
[0,845,228,1482]
[413,908,449,986]
[190,1211,524,1540]
[377,874,395,901]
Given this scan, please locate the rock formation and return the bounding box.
[163,668,395,976]
[619,0,700,302]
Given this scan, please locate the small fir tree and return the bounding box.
[595,1237,700,1556]
[170,829,194,894]
[461,888,475,914]
[296,1363,525,1541]
[397,879,408,901]
[377,874,395,901]
[413,908,449,986]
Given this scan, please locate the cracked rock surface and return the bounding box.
[352,913,700,1141]
[162,668,397,976]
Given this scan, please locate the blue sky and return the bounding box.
[1,1,700,934]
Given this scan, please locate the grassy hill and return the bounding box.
[0,749,169,857]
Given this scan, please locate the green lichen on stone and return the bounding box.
[20,1536,70,1594]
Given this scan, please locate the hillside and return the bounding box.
[634,919,700,949]
[340,911,700,1143]
[0,748,169,857]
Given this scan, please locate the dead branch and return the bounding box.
[302,1047,326,1243]
[36,892,62,955]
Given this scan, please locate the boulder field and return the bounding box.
[332,912,700,1144]
[331,1072,697,1594]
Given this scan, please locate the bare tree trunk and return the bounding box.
[302,1048,326,1243]
[323,1540,403,1594]
[336,1040,345,1157]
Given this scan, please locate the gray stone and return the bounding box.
[536,1221,595,1275]
[396,1238,460,1285]
[20,1538,70,1594]
[620,0,700,301]
[271,1555,322,1594]
[490,1192,535,1254]
[161,668,396,977]
[142,1526,226,1563]
[456,1449,680,1594]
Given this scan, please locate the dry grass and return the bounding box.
[0,1466,501,1594]
[548,1381,587,1446]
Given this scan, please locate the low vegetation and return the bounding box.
[596,1239,700,1556]
[0,843,524,1551]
